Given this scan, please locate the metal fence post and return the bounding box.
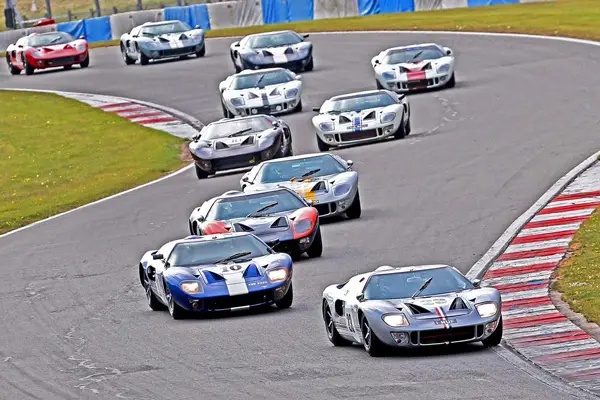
[44,0,51,18]
[136,0,142,11]
[94,0,101,16]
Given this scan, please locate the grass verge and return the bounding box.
[0,90,186,234]
[554,205,600,325]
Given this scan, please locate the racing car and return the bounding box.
[219,68,303,118]
[188,187,322,260]
[120,20,205,66]
[240,153,360,219]
[312,89,411,151]
[322,264,502,356]
[189,114,293,179]
[5,31,89,75]
[138,232,293,319]
[229,30,313,73]
[372,43,455,92]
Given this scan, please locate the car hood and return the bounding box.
[314,106,395,126]
[251,172,354,194]
[189,129,278,156]
[142,30,203,45]
[241,42,311,58]
[224,81,300,99]
[221,211,293,238]
[30,41,85,53]
[378,56,452,73]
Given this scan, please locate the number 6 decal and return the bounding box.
[221,265,242,272]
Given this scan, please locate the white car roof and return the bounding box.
[371,264,453,276]
[234,67,288,76]
[261,152,332,164]
[245,30,295,38]
[328,89,390,101]
[165,232,253,247]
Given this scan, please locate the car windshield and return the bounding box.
[363,267,474,300]
[247,31,302,49]
[321,92,395,113]
[207,190,305,221]
[231,70,292,90]
[257,155,346,183]
[383,45,445,64]
[202,117,273,140]
[166,235,271,267]
[141,21,191,37]
[28,32,74,47]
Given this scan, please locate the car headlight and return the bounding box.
[293,219,313,235]
[285,88,299,99]
[180,281,202,294]
[382,71,396,80]
[381,112,396,123]
[30,50,42,58]
[267,268,288,283]
[437,64,450,73]
[76,44,87,52]
[476,302,498,318]
[382,314,410,327]
[318,122,334,132]
[333,183,351,196]
[230,97,245,107]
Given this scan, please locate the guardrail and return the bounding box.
[1,0,551,50]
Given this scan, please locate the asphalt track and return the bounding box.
[1,32,600,400]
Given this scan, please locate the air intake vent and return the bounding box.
[450,297,469,310]
[234,223,254,232]
[405,303,431,315]
[311,181,326,192]
[398,66,408,73]
[284,47,294,55]
[243,264,261,278]
[270,217,288,228]
[215,141,229,150]
[339,115,351,124]
[242,136,254,145]
[203,271,225,283]
[423,63,432,70]
[363,111,375,120]
[262,50,273,56]
[179,34,189,40]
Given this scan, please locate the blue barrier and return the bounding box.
[57,20,85,39]
[261,0,314,24]
[358,0,414,15]
[164,5,212,30]
[467,0,519,6]
[57,17,112,43]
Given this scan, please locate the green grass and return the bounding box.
[0,90,186,234]
[554,202,600,325]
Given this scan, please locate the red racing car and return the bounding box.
[5,31,89,76]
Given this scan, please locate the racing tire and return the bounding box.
[482,318,503,347]
[323,303,352,346]
[275,283,293,309]
[166,287,188,320]
[375,79,384,90]
[121,46,135,65]
[6,55,20,75]
[405,116,411,135]
[360,314,385,357]
[306,228,323,258]
[22,55,34,76]
[304,57,314,72]
[446,73,456,88]
[80,54,90,68]
[195,164,209,179]
[294,100,303,113]
[316,135,330,152]
[234,62,242,73]
[221,101,234,118]
[144,278,164,311]
[139,52,149,66]
[196,45,206,57]
[393,118,407,140]
[345,192,362,219]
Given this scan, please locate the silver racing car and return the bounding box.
[240,153,360,219]
[322,264,503,356]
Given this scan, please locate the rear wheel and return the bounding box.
[306,228,323,258]
[316,135,330,151]
[405,114,411,135]
[144,276,164,311]
[345,192,361,219]
[195,164,209,179]
[275,283,293,309]
[482,318,503,347]
[6,54,20,75]
[361,314,385,357]
[323,303,352,346]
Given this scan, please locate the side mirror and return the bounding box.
[306,199,315,206]
[356,294,365,302]
[196,215,205,222]
[472,278,481,288]
[295,74,302,80]
[266,239,280,248]
[79,35,85,40]
[195,25,200,29]
[192,134,201,141]
[152,253,164,260]
[147,266,156,280]
[302,34,309,39]
[312,107,320,112]
[18,45,23,48]
[234,42,240,47]
[241,176,250,182]
[444,47,453,56]
[374,59,380,65]
[346,160,353,169]
[398,94,406,101]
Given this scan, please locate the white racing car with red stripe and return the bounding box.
[321,264,502,356]
[372,43,456,92]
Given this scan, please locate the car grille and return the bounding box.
[159,46,196,57]
[315,202,337,216]
[398,79,437,90]
[47,56,78,65]
[204,289,274,311]
[243,102,294,115]
[411,325,481,345]
[211,152,260,170]
[339,129,379,142]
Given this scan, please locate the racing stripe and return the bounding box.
[434,306,450,329]
[261,91,269,107]
[407,71,426,81]
[224,270,249,296]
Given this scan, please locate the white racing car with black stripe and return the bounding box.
[229,30,313,73]
[219,67,303,118]
[372,43,455,92]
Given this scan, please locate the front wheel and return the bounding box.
[139,52,149,66]
[221,101,233,118]
[316,135,330,151]
[195,164,209,179]
[446,73,456,88]
[306,228,323,258]
[23,56,34,75]
[80,54,90,68]
[304,57,314,71]
[345,192,361,219]
[166,287,188,320]
[144,279,164,311]
[294,99,303,112]
[323,303,352,346]
[361,314,385,357]
[275,283,293,309]
[376,79,384,89]
[482,318,503,347]
[196,45,206,57]
[393,118,406,139]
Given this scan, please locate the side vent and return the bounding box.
[204,271,225,283]
[339,115,351,124]
[243,264,261,278]
[363,111,375,120]
[179,33,189,40]
[405,303,431,315]
[234,223,254,232]
[270,217,288,228]
[262,50,273,56]
[334,300,345,316]
[215,141,229,150]
[450,297,469,310]
[284,47,294,55]
[242,136,255,145]
[311,181,326,192]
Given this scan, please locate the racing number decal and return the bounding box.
[221,265,242,272]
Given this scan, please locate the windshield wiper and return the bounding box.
[410,50,424,62]
[327,109,342,115]
[215,251,252,264]
[228,127,253,137]
[247,201,278,217]
[411,277,433,299]
[291,168,321,182]
[255,74,266,88]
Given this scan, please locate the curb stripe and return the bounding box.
[138,117,178,125]
[493,281,549,293]
[535,348,600,364]
[496,247,568,261]
[511,331,591,347]
[122,112,164,120]
[504,313,567,329]
[484,263,558,279]
[511,230,577,244]
[554,190,600,202]
[530,209,594,223]
[538,202,600,215]
[98,102,132,109]
[502,297,553,310]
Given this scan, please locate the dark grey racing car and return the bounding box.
[188,115,293,179]
[229,30,313,73]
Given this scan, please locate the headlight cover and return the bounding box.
[267,268,288,283]
[230,97,245,107]
[180,281,202,294]
[437,63,450,73]
[293,219,313,235]
[381,112,396,123]
[333,183,351,196]
[76,44,87,52]
[30,50,43,58]
[319,122,334,132]
[382,71,396,80]
[476,302,498,318]
[382,314,410,327]
[285,88,299,99]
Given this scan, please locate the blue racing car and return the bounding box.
[138,232,293,319]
